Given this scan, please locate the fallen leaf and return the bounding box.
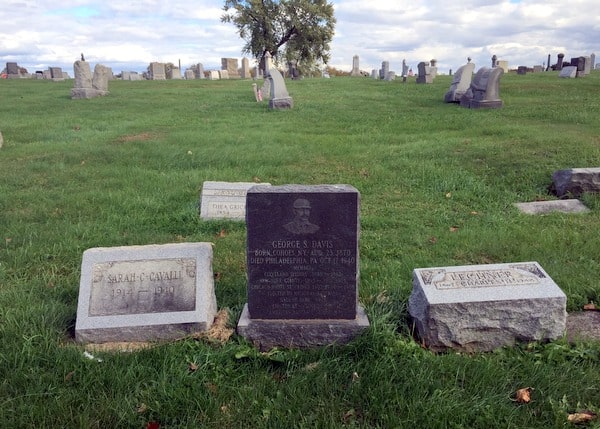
[64,371,75,382]
[147,422,160,429]
[80,160,85,165]
[429,236,437,244]
[137,403,148,413]
[187,150,193,155]
[470,211,479,215]
[445,192,452,198]
[220,405,229,414]
[5,237,12,244]
[515,387,533,403]
[567,410,597,424]
[216,229,227,238]
[253,176,261,183]
[449,226,459,232]
[359,168,369,177]
[303,362,320,372]
[214,272,222,281]
[188,362,199,372]
[205,382,218,395]
[583,303,597,311]
[352,372,360,382]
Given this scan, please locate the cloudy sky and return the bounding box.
[1,0,599,75]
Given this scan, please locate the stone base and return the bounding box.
[268,97,293,109]
[460,99,503,109]
[409,262,567,352]
[71,88,109,99]
[514,199,590,214]
[76,322,207,343]
[551,167,600,198]
[237,304,370,350]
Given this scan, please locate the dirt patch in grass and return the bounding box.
[114,132,161,144]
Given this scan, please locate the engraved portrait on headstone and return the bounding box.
[283,198,320,234]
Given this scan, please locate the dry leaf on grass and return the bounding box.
[449,226,459,232]
[567,410,597,424]
[182,309,233,344]
[583,303,597,311]
[514,387,533,403]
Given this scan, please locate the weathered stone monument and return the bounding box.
[149,62,166,80]
[6,62,19,78]
[559,66,577,78]
[401,59,409,82]
[71,61,110,99]
[221,58,240,78]
[514,199,590,215]
[75,243,217,343]
[50,67,64,81]
[416,61,433,84]
[194,63,205,79]
[379,61,389,80]
[199,181,271,220]
[350,55,361,76]
[166,67,182,79]
[409,262,567,352]
[262,53,293,109]
[459,66,504,109]
[241,57,250,79]
[551,168,600,198]
[571,57,587,77]
[496,60,508,73]
[517,66,527,75]
[237,184,369,349]
[556,53,565,71]
[444,61,475,103]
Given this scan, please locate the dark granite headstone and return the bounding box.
[6,62,18,75]
[246,185,358,319]
[238,184,369,349]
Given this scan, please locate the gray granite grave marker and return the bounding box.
[444,62,475,103]
[514,199,590,214]
[75,243,217,343]
[199,181,271,220]
[559,66,577,78]
[409,262,567,352]
[552,167,600,197]
[237,184,369,349]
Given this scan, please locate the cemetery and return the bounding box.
[1,67,600,427]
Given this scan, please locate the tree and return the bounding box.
[221,0,336,73]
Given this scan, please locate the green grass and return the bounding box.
[1,72,600,428]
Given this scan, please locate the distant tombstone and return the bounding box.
[287,60,299,79]
[384,71,396,81]
[221,58,239,78]
[6,62,18,75]
[444,62,475,103]
[184,69,195,80]
[459,66,504,109]
[208,70,220,80]
[42,70,51,79]
[199,181,271,220]
[532,65,543,73]
[71,61,109,99]
[73,61,92,89]
[237,184,369,350]
[92,64,111,92]
[517,66,527,75]
[379,61,389,80]
[401,59,409,78]
[556,53,565,70]
[195,63,205,79]
[559,66,577,78]
[150,62,166,80]
[121,71,131,80]
[75,243,217,343]
[496,60,508,73]
[551,167,600,198]
[570,57,586,77]
[266,67,293,109]
[50,67,64,81]
[371,69,378,79]
[350,55,361,76]
[218,70,229,80]
[416,61,433,84]
[167,67,182,79]
[129,72,141,81]
[491,54,497,68]
[583,56,592,75]
[429,59,438,77]
[408,262,567,352]
[591,53,596,70]
[241,57,250,79]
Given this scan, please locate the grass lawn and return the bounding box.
[0,71,599,428]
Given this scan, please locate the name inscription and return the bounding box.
[89,258,196,316]
[421,265,545,290]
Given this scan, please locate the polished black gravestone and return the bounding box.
[237,184,369,349]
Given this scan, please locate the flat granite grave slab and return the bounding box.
[75,243,217,343]
[200,181,271,220]
[237,184,369,350]
[408,262,567,352]
[514,199,590,214]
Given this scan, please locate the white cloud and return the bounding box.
[0,0,598,74]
